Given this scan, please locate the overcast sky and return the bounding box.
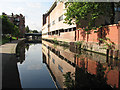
[0,0,55,32]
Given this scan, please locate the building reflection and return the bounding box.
[42,40,120,89]
[42,40,75,88]
[75,53,120,88]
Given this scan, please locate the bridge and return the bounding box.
[25,33,42,36]
[25,33,42,41]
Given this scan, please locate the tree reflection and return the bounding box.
[63,72,75,89]
[96,61,107,86]
[16,41,25,64]
[25,43,30,51]
[63,61,112,89]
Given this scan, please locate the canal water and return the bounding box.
[3,40,120,89]
[17,43,56,88]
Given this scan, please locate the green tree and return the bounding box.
[0,15,20,37]
[25,25,30,33]
[32,30,39,33]
[64,2,120,29]
[1,15,14,34]
[12,25,20,37]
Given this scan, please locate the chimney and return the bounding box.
[2,12,6,15]
[12,13,14,16]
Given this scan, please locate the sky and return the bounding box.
[0,0,55,32]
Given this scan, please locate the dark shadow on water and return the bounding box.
[2,40,26,89]
[2,53,22,89]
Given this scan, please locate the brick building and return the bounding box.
[42,1,120,53]
[2,12,25,37]
[42,1,120,41]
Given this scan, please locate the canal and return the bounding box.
[2,40,120,89]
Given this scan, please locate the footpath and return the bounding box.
[0,39,25,88]
[0,39,25,54]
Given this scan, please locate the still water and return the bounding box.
[17,44,56,88]
[3,40,120,89]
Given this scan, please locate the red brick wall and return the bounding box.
[76,25,120,49]
[106,25,119,45]
[76,28,99,42]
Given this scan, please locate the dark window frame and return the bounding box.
[58,15,63,21]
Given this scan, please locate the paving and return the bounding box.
[0,39,23,54]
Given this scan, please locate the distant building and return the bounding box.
[2,12,25,37]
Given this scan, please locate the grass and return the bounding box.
[12,37,17,40]
[0,36,9,45]
[0,36,18,45]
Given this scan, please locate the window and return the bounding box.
[16,23,19,26]
[52,58,55,64]
[58,15,63,21]
[48,54,51,58]
[15,18,19,21]
[52,20,55,25]
[58,65,63,73]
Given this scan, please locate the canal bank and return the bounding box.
[0,38,25,88]
[42,38,120,60]
[0,38,26,54]
[42,40,120,89]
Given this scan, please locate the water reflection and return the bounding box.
[42,40,120,89]
[16,41,26,64]
[17,43,56,88]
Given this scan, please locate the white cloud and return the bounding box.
[1,0,55,3]
[27,64,43,70]
[0,0,55,31]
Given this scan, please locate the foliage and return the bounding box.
[64,2,120,29]
[96,61,107,84]
[12,25,20,37]
[0,15,20,37]
[99,37,115,50]
[0,36,9,45]
[1,15,14,34]
[32,30,39,33]
[63,72,75,89]
[75,41,84,46]
[61,41,69,47]
[25,25,30,33]
[75,41,84,49]
[53,38,59,44]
